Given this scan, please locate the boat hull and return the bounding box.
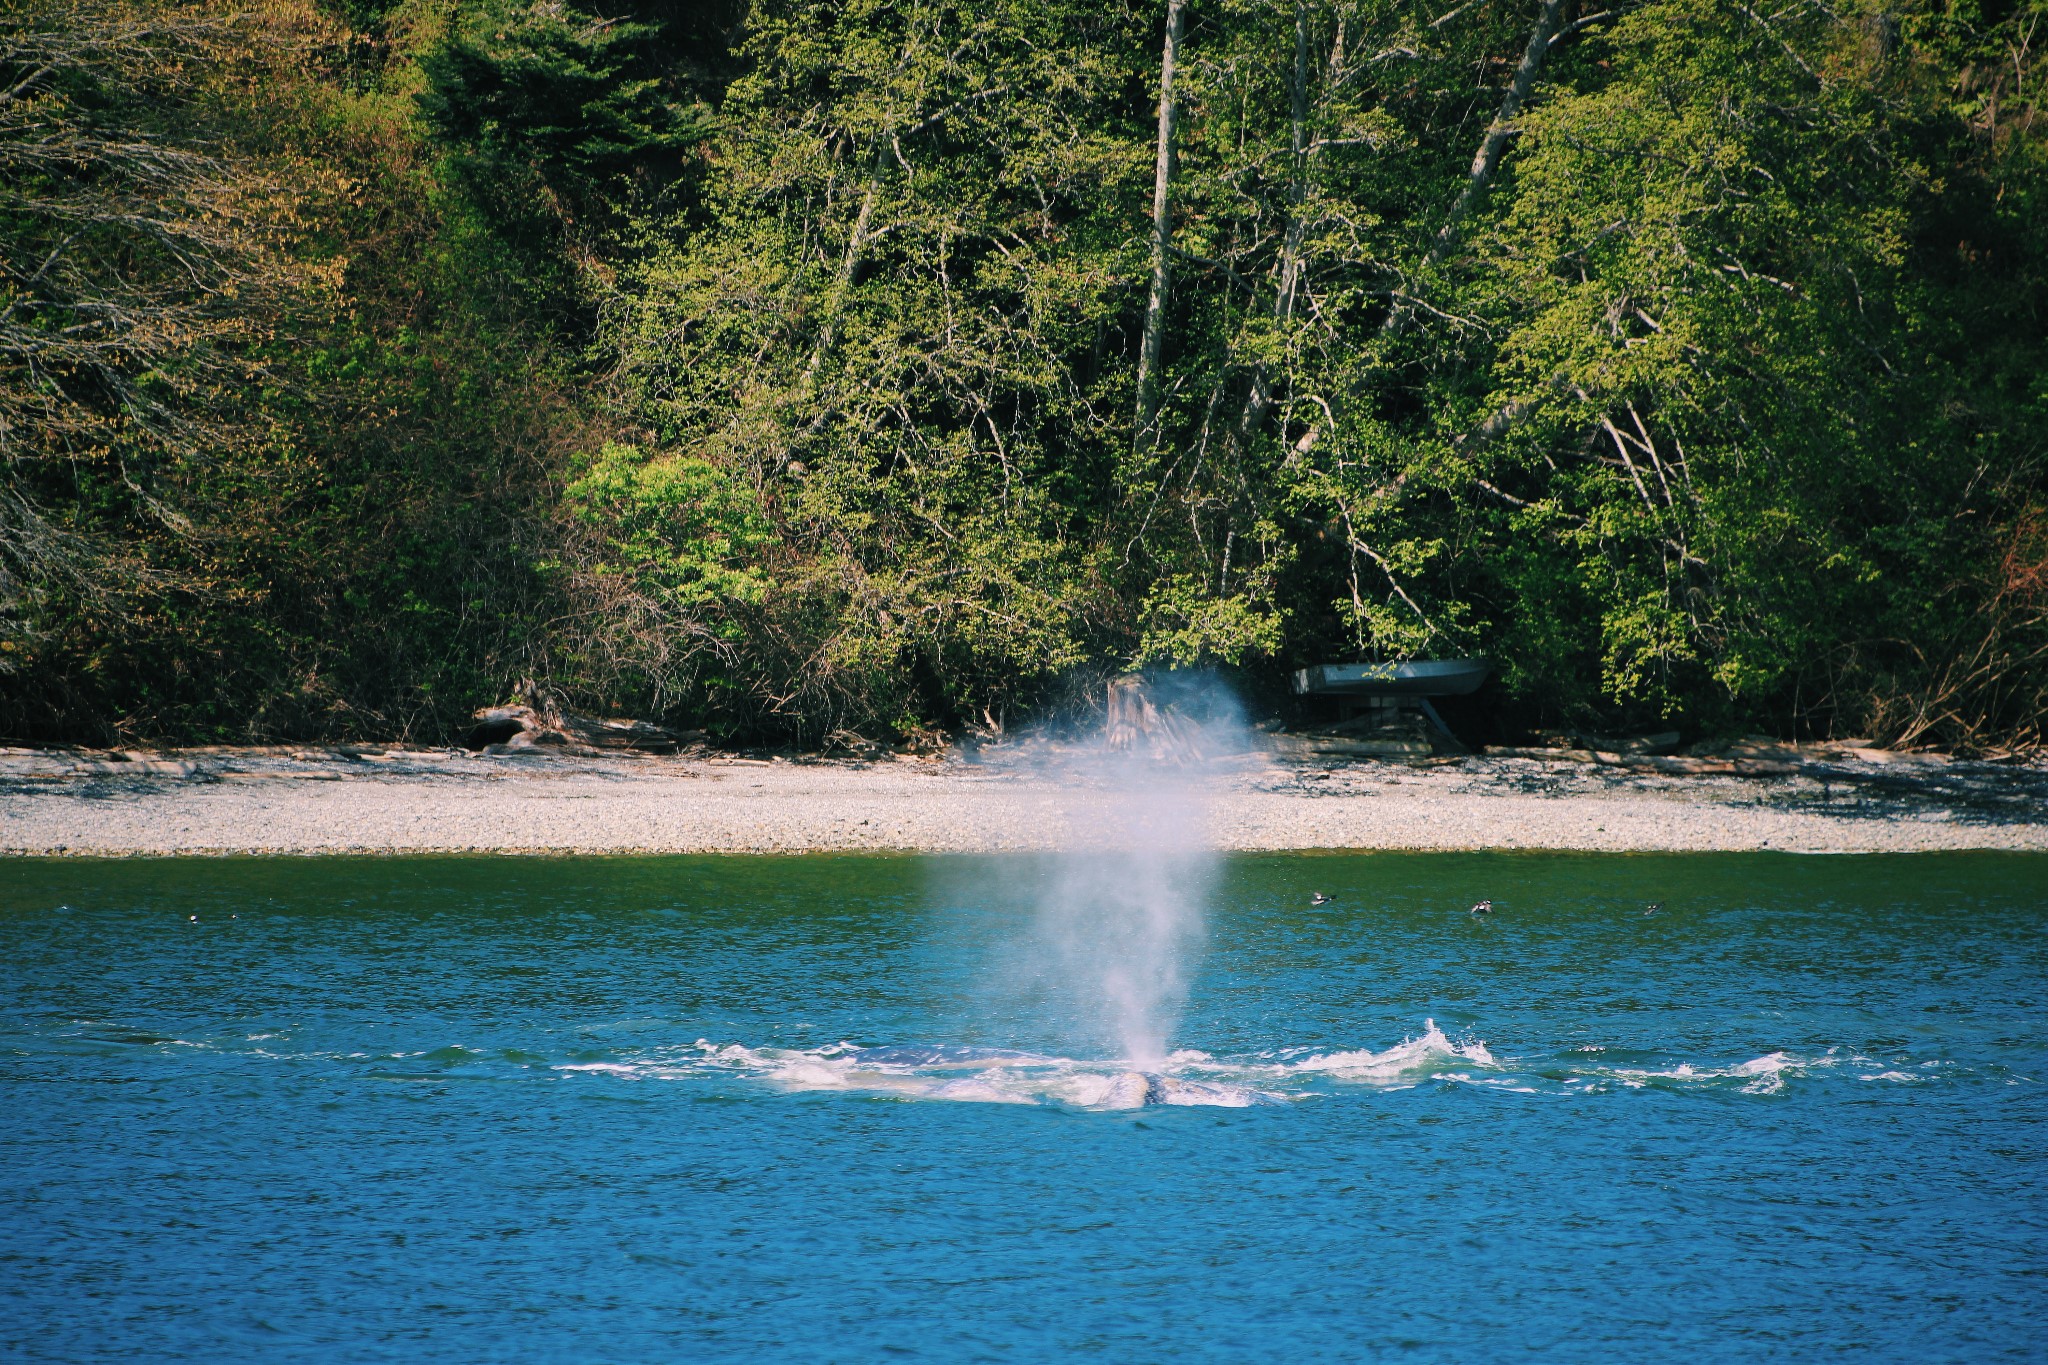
[1292,659,1490,697]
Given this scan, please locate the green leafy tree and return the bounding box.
[4,0,2040,750]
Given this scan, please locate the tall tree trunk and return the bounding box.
[1381,0,1566,339]
[1236,1,1316,445]
[1275,0,1312,329]
[1132,0,1187,452]
[806,140,888,388]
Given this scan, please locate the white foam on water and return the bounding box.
[1443,1074,1543,1093]
[1736,1053,1794,1094]
[1603,1050,1813,1094]
[663,1041,1290,1109]
[666,1025,1577,1108]
[137,1016,1997,1108]
[1283,1019,1497,1085]
[1153,1077,1278,1107]
[642,1024,1993,1108]
[22,1022,2009,1110]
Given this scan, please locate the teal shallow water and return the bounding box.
[1,853,2042,1361]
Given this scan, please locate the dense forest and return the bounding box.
[2,0,2043,749]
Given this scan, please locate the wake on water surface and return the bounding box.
[40,1017,1991,1110]
[550,1020,1985,1110]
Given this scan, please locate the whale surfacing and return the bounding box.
[1090,1071,1167,1109]
[1085,1070,1286,1109]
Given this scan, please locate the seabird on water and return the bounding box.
[1644,902,1663,916]
[1469,899,1493,915]
[1310,892,1331,906]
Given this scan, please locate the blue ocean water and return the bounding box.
[1,853,2042,1362]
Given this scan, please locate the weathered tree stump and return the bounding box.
[1103,675,1205,763]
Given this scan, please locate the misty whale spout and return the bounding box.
[1018,674,1254,1068]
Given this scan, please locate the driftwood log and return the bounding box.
[465,696,693,755]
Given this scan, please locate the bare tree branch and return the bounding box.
[1382,0,1567,339]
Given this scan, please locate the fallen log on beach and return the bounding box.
[464,703,694,755]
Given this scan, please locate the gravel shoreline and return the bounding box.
[3,745,2043,855]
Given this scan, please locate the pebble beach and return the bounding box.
[4,744,2043,856]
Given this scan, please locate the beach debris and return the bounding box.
[1268,731,1433,758]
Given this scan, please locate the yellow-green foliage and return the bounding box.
[564,444,771,615]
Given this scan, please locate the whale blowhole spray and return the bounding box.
[1020,672,1250,1067]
